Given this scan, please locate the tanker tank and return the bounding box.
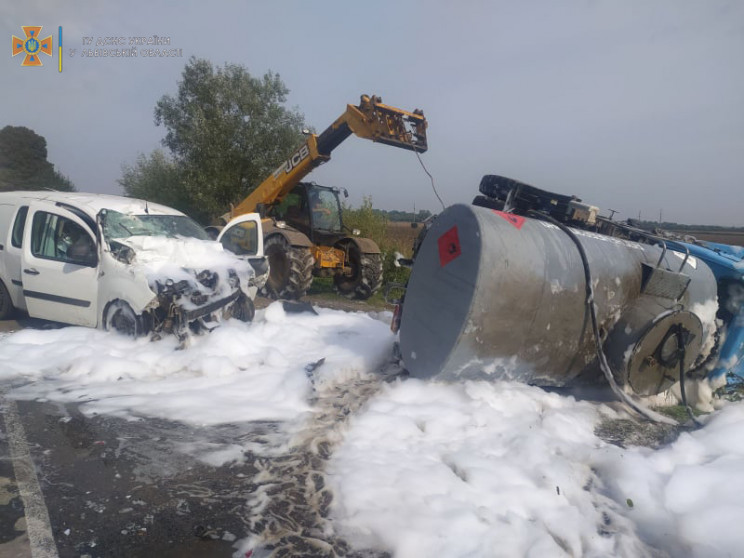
[398,204,719,395]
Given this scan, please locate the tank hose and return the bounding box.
[527,211,678,425]
[675,325,703,427]
[413,148,445,212]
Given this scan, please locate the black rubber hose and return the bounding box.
[527,211,678,425]
[677,326,703,427]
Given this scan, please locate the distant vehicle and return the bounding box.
[0,191,266,339]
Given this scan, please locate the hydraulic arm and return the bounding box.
[229,95,427,218]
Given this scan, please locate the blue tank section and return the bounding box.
[698,241,744,260]
[666,240,744,381]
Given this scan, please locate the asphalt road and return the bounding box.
[0,396,271,558]
[0,309,397,558]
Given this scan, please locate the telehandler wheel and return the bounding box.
[333,246,383,300]
[263,235,314,300]
[0,280,15,320]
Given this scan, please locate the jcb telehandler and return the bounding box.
[222,94,427,300]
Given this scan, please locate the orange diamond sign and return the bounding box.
[12,26,53,67]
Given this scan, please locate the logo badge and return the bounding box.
[12,26,53,67]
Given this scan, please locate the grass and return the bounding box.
[304,220,418,310]
[306,276,336,298]
[306,276,393,310]
[655,405,707,423]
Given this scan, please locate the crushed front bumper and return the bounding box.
[183,289,240,322]
[147,286,247,339]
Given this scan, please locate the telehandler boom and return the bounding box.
[225,94,427,300]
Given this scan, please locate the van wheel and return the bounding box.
[227,293,255,322]
[0,281,14,320]
[104,300,143,337]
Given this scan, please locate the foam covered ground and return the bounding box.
[1,304,742,557]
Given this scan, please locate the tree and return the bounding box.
[0,126,75,191]
[151,57,307,219]
[119,150,202,219]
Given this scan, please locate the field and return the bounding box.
[671,230,744,247]
[385,221,422,257]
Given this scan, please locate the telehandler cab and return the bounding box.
[222,94,427,300]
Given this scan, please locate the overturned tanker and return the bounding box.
[398,198,720,396]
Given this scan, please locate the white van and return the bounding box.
[0,191,267,338]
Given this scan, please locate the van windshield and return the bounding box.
[101,210,210,241]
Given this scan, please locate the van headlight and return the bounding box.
[110,241,135,264]
[227,269,240,288]
[196,270,218,290]
[154,278,192,297]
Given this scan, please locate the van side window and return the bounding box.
[31,212,97,266]
[11,206,28,248]
[220,220,258,256]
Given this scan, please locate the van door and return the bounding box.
[2,205,29,310]
[21,202,99,326]
[218,213,268,277]
[218,214,264,257]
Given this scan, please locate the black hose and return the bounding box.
[527,211,678,425]
[414,149,445,212]
[676,325,703,427]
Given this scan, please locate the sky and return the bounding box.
[1,305,743,557]
[1,0,742,226]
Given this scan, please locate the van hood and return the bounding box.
[116,235,255,306]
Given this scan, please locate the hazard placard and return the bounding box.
[438,226,461,267]
[493,210,526,230]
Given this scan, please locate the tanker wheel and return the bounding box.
[263,235,314,300]
[334,246,383,300]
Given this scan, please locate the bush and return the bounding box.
[382,251,411,286]
[342,196,388,246]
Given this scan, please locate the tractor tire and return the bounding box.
[334,246,383,300]
[0,280,15,320]
[263,235,314,300]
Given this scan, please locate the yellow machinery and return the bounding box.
[226,94,427,299]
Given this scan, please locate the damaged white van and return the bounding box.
[0,191,267,338]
